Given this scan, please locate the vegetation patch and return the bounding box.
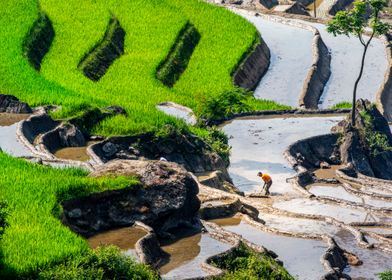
[196,88,291,123]
[359,108,392,156]
[379,270,392,280]
[156,22,200,87]
[78,16,125,81]
[22,11,54,71]
[331,101,352,109]
[0,152,139,278]
[210,243,293,280]
[38,246,158,280]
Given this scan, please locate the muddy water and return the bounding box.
[0,113,33,157]
[88,226,147,257]
[160,230,231,279]
[335,230,392,279]
[53,141,97,161]
[215,218,328,280]
[313,165,344,180]
[223,116,342,194]
[306,0,324,15]
[0,113,30,126]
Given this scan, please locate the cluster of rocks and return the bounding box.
[334,99,392,180]
[62,160,201,237]
[0,94,32,114]
[91,128,238,193]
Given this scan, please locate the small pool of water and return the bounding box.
[0,113,30,126]
[88,226,147,257]
[308,185,363,203]
[335,230,392,279]
[53,141,97,162]
[273,198,392,224]
[260,213,340,236]
[216,219,328,280]
[160,229,231,279]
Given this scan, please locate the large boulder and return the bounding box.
[336,99,392,179]
[89,127,238,193]
[62,160,200,237]
[0,94,32,114]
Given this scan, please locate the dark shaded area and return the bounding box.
[0,94,32,113]
[23,12,55,71]
[78,17,125,81]
[156,22,201,87]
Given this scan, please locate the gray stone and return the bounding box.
[0,94,32,114]
[62,160,200,236]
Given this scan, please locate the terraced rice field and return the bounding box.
[1,0,286,137]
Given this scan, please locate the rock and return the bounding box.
[320,161,330,169]
[62,160,200,236]
[337,99,392,179]
[104,105,127,116]
[57,123,86,147]
[67,208,82,218]
[91,129,233,189]
[0,94,32,114]
[102,142,117,157]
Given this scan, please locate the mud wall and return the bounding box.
[156,22,200,87]
[328,0,354,15]
[23,11,55,71]
[19,114,59,144]
[376,35,392,121]
[232,35,271,91]
[299,32,331,109]
[285,133,339,169]
[78,17,125,81]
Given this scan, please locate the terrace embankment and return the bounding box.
[376,34,392,121]
[299,31,331,109]
[335,99,392,180]
[232,35,271,91]
[156,22,201,87]
[62,160,200,237]
[89,129,241,194]
[78,16,125,81]
[23,11,54,71]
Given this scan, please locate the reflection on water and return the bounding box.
[88,226,147,257]
[160,228,231,280]
[159,229,202,275]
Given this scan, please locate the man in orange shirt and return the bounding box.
[257,172,272,195]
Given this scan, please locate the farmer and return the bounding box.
[257,172,272,196]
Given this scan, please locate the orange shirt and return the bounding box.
[261,173,272,183]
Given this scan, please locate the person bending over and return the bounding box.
[257,172,272,196]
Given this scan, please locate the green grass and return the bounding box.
[379,270,392,280]
[331,101,352,109]
[211,243,294,280]
[0,152,139,277]
[0,0,287,137]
